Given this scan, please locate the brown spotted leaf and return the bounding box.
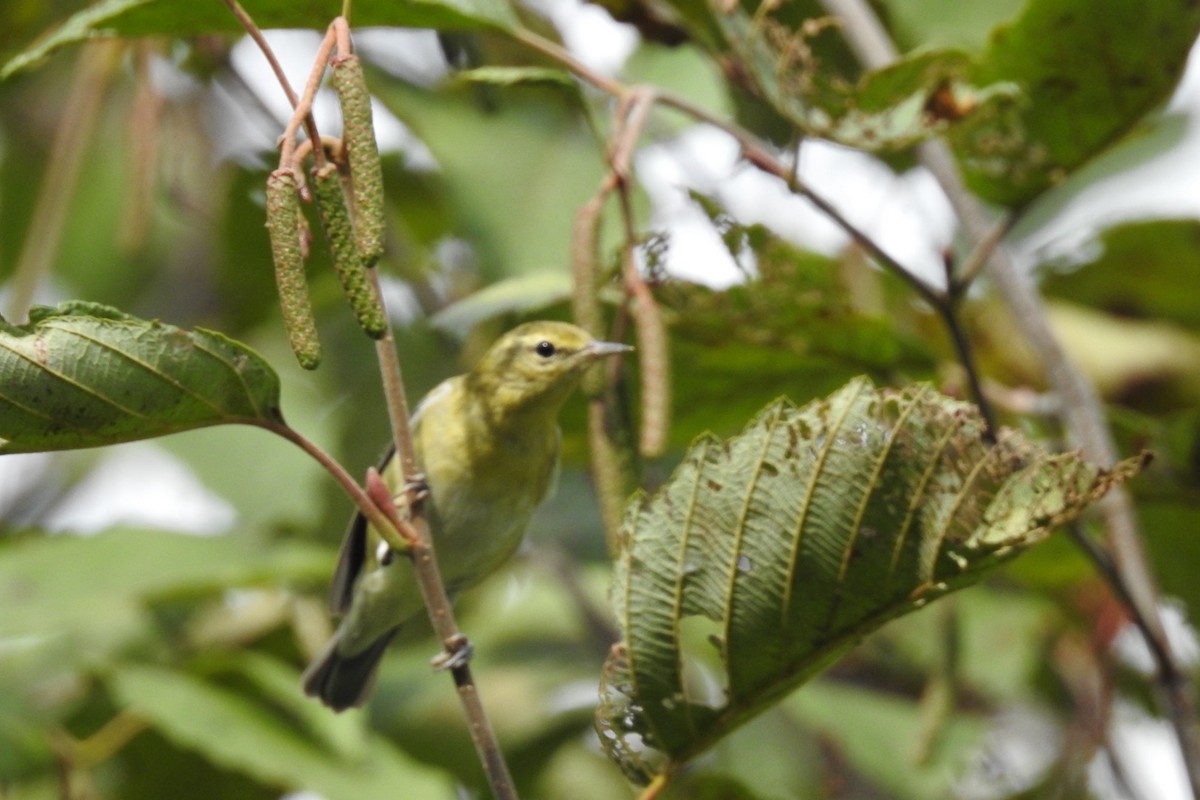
[597,377,1144,783]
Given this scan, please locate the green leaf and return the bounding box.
[0,302,282,454]
[456,66,580,91]
[2,0,518,79]
[950,0,1200,206]
[1040,219,1200,332]
[876,0,1026,53]
[596,377,1144,783]
[108,664,452,800]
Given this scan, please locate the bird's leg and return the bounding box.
[402,471,430,514]
[431,633,474,671]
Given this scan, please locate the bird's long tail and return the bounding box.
[302,626,400,712]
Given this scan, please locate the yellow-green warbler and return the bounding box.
[303,321,631,710]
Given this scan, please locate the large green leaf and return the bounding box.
[950,0,1200,206]
[0,302,282,453]
[108,664,452,800]
[876,0,1026,53]
[2,0,517,79]
[596,377,1144,783]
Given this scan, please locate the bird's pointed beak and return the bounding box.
[584,340,634,359]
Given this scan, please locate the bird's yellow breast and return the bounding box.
[402,375,561,587]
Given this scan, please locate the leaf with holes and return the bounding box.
[0,301,282,453]
[596,377,1145,784]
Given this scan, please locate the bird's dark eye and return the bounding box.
[535,341,556,358]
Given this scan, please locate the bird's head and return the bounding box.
[467,321,631,423]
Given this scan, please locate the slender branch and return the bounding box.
[651,89,946,311]
[222,0,297,106]
[649,90,999,436]
[225,5,519,794]
[370,274,420,485]
[1067,524,1180,695]
[937,295,997,442]
[366,261,518,800]
[953,213,1015,295]
[610,91,671,458]
[572,175,632,550]
[53,711,149,768]
[279,28,337,172]
[259,419,411,551]
[819,0,1200,794]
[508,27,624,97]
[223,0,325,168]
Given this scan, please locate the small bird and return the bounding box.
[303,321,631,710]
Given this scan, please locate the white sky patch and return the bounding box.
[524,0,638,76]
[354,27,448,88]
[38,443,235,536]
[0,452,53,514]
[957,708,1062,800]
[1091,699,1192,800]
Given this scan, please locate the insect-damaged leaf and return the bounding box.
[597,377,1144,783]
[0,302,282,453]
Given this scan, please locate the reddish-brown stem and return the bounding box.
[223,4,519,793]
[222,0,324,166]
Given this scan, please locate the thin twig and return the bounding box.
[938,301,997,442]
[651,91,946,312]
[279,28,337,171]
[607,90,672,458]
[260,419,410,551]
[366,268,518,800]
[650,90,999,437]
[953,213,1015,295]
[222,0,297,106]
[818,0,1200,793]
[509,27,624,98]
[223,0,326,169]
[225,4,519,793]
[53,711,149,768]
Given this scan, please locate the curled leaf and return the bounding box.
[596,377,1145,783]
[0,302,282,453]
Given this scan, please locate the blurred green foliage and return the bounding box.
[1,0,1198,798]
